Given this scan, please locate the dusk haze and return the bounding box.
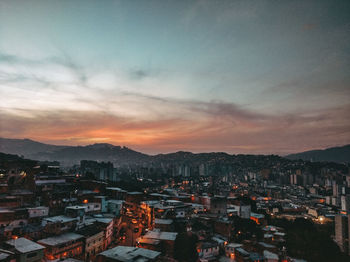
[1,1,350,262]
[1,0,349,155]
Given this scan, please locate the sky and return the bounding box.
[0,0,349,155]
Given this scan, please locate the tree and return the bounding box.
[174,232,198,262]
[272,218,349,262]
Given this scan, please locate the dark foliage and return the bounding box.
[272,218,349,262]
[174,232,198,262]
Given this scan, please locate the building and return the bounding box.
[197,241,219,260]
[27,206,49,222]
[263,250,279,262]
[250,213,265,225]
[38,232,84,260]
[4,237,45,262]
[96,246,161,262]
[225,243,242,259]
[76,225,104,261]
[341,195,350,214]
[42,215,78,235]
[154,218,173,232]
[210,196,227,215]
[107,200,124,216]
[95,217,114,249]
[335,214,350,255]
[137,230,177,257]
[214,219,233,239]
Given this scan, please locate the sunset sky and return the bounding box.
[0,0,349,155]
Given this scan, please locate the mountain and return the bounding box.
[1,138,349,166]
[0,138,69,156]
[0,138,149,166]
[32,143,150,166]
[286,145,350,163]
[0,152,38,169]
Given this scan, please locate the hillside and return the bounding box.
[1,138,349,166]
[0,138,69,157]
[0,138,150,166]
[286,145,350,163]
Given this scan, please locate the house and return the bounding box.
[225,243,242,259]
[214,219,233,239]
[96,246,161,262]
[210,196,227,215]
[137,230,177,257]
[263,250,279,262]
[27,206,49,222]
[197,241,219,260]
[0,249,15,262]
[42,215,78,235]
[38,232,84,260]
[4,237,45,262]
[250,213,265,225]
[107,200,124,216]
[95,217,114,249]
[154,218,173,231]
[76,225,104,261]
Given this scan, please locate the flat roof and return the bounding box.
[38,233,83,246]
[6,237,45,253]
[35,179,66,185]
[263,250,279,260]
[143,230,177,241]
[128,191,143,195]
[250,212,265,219]
[154,218,173,225]
[95,217,113,224]
[44,215,77,223]
[236,248,249,256]
[27,206,48,210]
[258,242,276,248]
[76,225,103,237]
[106,187,127,192]
[226,243,242,248]
[99,246,161,262]
[66,205,87,210]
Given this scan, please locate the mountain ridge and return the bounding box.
[285,144,350,163]
[0,138,349,165]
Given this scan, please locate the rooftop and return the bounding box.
[66,205,87,210]
[6,237,45,253]
[76,225,103,237]
[263,250,279,260]
[44,215,77,223]
[98,246,161,262]
[154,218,173,225]
[106,187,127,192]
[143,230,177,241]
[38,233,83,246]
[226,243,242,249]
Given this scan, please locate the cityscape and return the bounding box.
[1,1,350,262]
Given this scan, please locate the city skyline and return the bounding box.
[1,0,350,155]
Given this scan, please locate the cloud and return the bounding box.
[1,51,349,154]
[1,100,349,155]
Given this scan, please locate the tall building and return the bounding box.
[341,195,350,214]
[334,214,350,255]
